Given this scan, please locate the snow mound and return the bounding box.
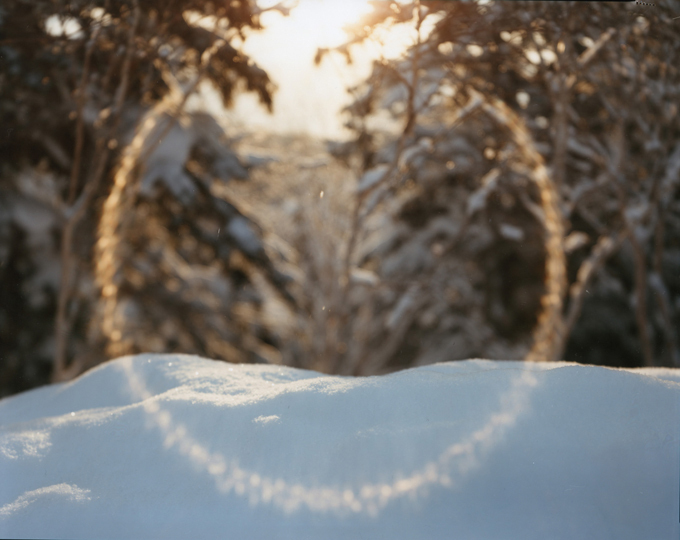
[1,354,678,539]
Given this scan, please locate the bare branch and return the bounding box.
[564,232,626,337]
[607,122,655,367]
[53,1,141,383]
[32,131,72,171]
[577,28,615,67]
[650,166,679,366]
[68,25,101,204]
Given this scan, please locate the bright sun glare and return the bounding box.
[287,0,373,49]
[257,0,373,49]
[252,0,429,68]
[219,0,431,138]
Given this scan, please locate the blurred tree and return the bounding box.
[310,0,680,371]
[0,0,293,395]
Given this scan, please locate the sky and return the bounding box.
[206,0,422,139]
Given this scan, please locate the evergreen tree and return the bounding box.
[0,0,292,394]
[318,0,680,370]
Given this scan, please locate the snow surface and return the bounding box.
[1,354,678,539]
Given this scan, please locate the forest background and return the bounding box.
[1,0,679,398]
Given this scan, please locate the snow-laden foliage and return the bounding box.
[314,0,680,371]
[0,0,292,395]
[95,106,295,364]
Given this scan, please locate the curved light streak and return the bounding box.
[121,357,539,516]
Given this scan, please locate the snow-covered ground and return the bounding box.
[1,354,678,539]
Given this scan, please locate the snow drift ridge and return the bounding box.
[1,354,678,539]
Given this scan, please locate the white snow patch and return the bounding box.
[0,430,51,460]
[0,353,678,539]
[253,415,280,425]
[357,165,389,194]
[0,484,91,517]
